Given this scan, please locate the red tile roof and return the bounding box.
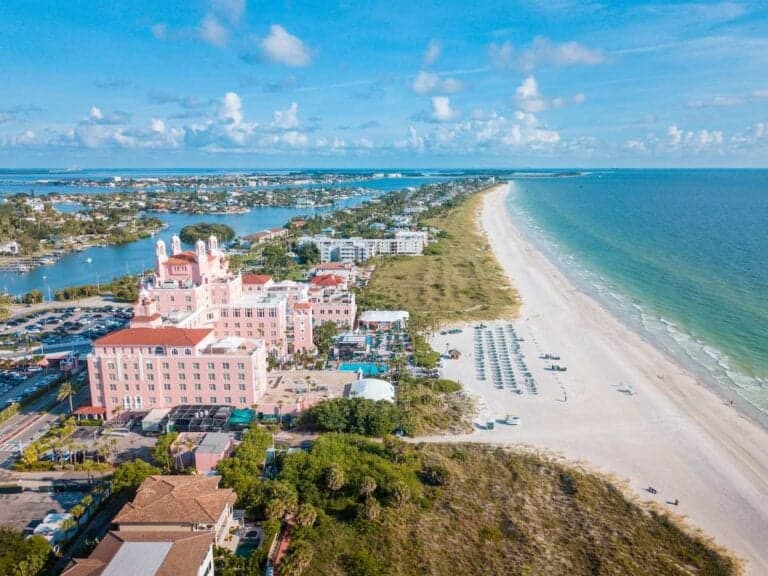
[293,302,312,310]
[132,313,162,322]
[166,252,197,265]
[114,475,236,526]
[315,262,353,270]
[74,406,107,416]
[94,327,213,347]
[242,274,273,285]
[309,274,345,287]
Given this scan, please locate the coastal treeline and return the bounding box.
[178,223,236,244]
[216,433,737,576]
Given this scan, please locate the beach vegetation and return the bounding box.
[360,189,519,326]
[264,435,737,576]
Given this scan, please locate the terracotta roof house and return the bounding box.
[62,531,214,576]
[113,475,236,546]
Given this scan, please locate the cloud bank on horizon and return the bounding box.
[0,0,766,167]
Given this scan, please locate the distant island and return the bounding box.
[179,222,236,244]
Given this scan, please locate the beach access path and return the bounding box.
[427,183,768,575]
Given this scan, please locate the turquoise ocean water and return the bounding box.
[507,170,768,424]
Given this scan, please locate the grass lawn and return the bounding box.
[360,187,519,327]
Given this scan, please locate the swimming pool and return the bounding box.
[338,362,388,376]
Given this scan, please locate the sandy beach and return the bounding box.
[429,183,768,574]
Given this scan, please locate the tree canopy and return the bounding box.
[0,527,51,576]
[179,222,236,244]
[111,459,162,498]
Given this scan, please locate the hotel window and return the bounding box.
[123,384,130,391]
[180,396,188,403]
[245,309,253,318]
[221,309,229,318]
[148,384,156,391]
[107,362,116,369]
[177,362,185,369]
[222,362,230,369]
[147,374,154,381]
[193,362,200,369]
[269,309,277,318]
[246,322,252,328]
[238,383,246,391]
[223,373,230,381]
[185,295,192,302]
[109,374,116,381]
[257,309,265,318]
[237,362,245,369]
[195,396,203,404]
[179,383,187,390]
[209,383,216,391]
[135,384,141,391]
[193,373,201,380]
[178,373,186,380]
[208,373,216,381]
[233,309,241,318]
[208,362,215,369]
[171,348,179,356]
[163,373,171,380]
[146,362,153,370]
[109,384,117,391]
[111,396,118,405]
[165,396,172,404]
[185,348,192,355]
[123,374,129,381]
[149,397,157,405]
[162,362,170,369]
[239,396,247,404]
[195,383,202,391]
[210,396,217,403]
[164,383,171,391]
[224,383,231,391]
[234,322,240,328]
[224,396,232,404]
[238,373,246,381]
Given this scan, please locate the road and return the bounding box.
[0,381,90,469]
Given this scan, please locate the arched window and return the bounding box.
[154,346,165,355]
[171,348,179,356]
[184,348,192,356]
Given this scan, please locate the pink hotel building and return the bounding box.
[87,235,356,415]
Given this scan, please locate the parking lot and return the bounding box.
[0,304,132,408]
[0,489,84,532]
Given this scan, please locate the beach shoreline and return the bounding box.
[428,183,768,574]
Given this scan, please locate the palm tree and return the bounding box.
[57,381,75,414]
[358,475,377,499]
[325,465,345,493]
[295,503,317,527]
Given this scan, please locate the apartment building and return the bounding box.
[298,230,429,263]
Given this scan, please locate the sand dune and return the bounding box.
[428,183,768,574]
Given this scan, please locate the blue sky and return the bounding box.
[0,0,766,168]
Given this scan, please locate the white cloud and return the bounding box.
[423,40,442,66]
[200,14,229,46]
[490,37,604,70]
[573,93,586,104]
[624,139,647,152]
[151,23,167,40]
[261,25,311,67]
[431,96,459,122]
[412,71,463,94]
[212,0,246,25]
[89,106,103,121]
[688,95,744,108]
[488,41,515,69]
[666,124,723,150]
[515,76,548,113]
[753,89,768,98]
[272,102,300,129]
[151,118,166,133]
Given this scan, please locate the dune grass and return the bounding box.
[359,187,519,327]
[278,437,739,576]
